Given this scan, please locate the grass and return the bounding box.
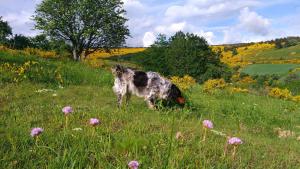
[0,51,112,86]
[241,64,300,76]
[244,44,300,62]
[1,51,300,168]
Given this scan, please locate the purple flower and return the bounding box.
[30,127,43,137]
[89,118,100,126]
[228,137,243,145]
[202,120,213,129]
[62,106,73,115]
[128,160,139,169]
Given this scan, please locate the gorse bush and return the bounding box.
[170,75,196,91]
[292,95,300,102]
[203,78,226,92]
[268,87,292,100]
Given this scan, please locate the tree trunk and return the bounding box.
[72,47,80,61]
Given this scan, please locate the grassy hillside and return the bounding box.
[241,64,300,75]
[1,51,300,168]
[243,44,300,62]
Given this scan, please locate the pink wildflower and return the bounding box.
[128,160,139,169]
[30,127,43,137]
[228,137,243,145]
[202,120,213,129]
[62,106,73,115]
[89,118,100,126]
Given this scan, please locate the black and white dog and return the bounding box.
[111,65,185,109]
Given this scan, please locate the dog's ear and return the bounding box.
[116,64,125,72]
[111,64,126,77]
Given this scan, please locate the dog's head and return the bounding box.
[168,84,185,106]
[111,64,126,77]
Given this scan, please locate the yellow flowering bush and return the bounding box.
[291,95,300,102]
[0,61,38,82]
[231,73,240,82]
[212,43,275,67]
[170,75,196,91]
[203,78,226,92]
[0,46,58,58]
[268,88,292,100]
[83,58,104,68]
[239,76,256,84]
[23,48,57,58]
[229,87,249,93]
[88,48,145,59]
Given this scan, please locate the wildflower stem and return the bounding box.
[35,136,39,145]
[232,145,237,159]
[92,127,96,137]
[202,128,207,141]
[65,116,69,129]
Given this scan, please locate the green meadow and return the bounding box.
[244,44,300,62]
[1,51,300,169]
[241,64,300,76]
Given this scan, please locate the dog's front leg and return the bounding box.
[146,98,155,109]
[146,93,157,109]
[117,94,123,108]
[146,88,159,109]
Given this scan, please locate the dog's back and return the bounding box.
[133,71,148,88]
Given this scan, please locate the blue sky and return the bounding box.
[1,0,300,47]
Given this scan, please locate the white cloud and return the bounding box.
[155,22,187,35]
[194,30,215,44]
[0,0,41,37]
[153,22,215,44]
[143,31,156,47]
[223,7,272,44]
[3,11,39,36]
[1,0,298,46]
[165,0,261,21]
[238,7,270,35]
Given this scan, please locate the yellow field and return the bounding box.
[212,43,275,67]
[88,47,146,59]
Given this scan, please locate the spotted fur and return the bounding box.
[111,65,184,109]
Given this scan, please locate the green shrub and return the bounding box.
[118,32,231,83]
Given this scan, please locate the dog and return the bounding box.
[111,65,185,109]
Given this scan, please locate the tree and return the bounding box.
[141,34,170,74]
[33,0,130,61]
[0,16,12,44]
[128,31,231,82]
[31,34,51,50]
[11,34,32,49]
[165,31,221,82]
[275,39,283,49]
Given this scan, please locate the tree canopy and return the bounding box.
[123,31,232,82]
[0,16,12,44]
[33,0,130,61]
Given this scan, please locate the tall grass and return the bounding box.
[0,51,300,168]
[0,51,112,86]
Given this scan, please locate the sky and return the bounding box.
[1,0,300,47]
